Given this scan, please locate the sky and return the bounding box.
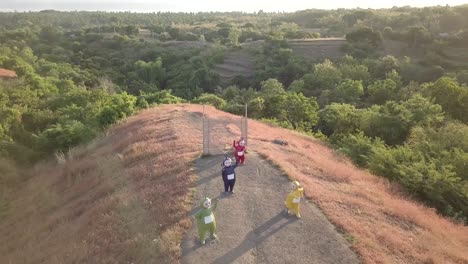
[0,0,467,13]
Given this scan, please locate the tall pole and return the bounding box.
[203,104,209,155]
[244,104,248,145]
[245,103,247,118]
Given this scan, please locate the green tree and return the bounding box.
[302,59,342,97]
[134,57,166,89]
[346,27,382,47]
[367,79,398,105]
[283,92,319,130]
[318,103,359,136]
[339,63,370,83]
[227,27,240,46]
[331,79,364,104]
[423,77,468,123]
[260,79,287,119]
[193,93,227,109]
[38,120,94,153]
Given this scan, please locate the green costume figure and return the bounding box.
[194,197,218,245]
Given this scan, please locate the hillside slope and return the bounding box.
[0,107,200,263]
[181,104,468,264]
[1,104,467,264]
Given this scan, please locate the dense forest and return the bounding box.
[0,6,467,222]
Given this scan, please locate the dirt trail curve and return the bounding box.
[181,114,360,264]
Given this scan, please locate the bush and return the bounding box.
[192,93,226,109]
[98,106,124,127]
[38,120,94,153]
[141,90,185,105]
[318,103,359,136]
[223,103,244,115]
[368,145,468,220]
[247,97,265,119]
[97,92,137,128]
[136,96,149,109]
[336,132,386,167]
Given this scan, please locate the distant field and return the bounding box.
[443,47,468,68]
[382,39,426,57]
[159,40,213,49]
[287,38,346,61]
[383,38,468,69]
[213,49,256,84]
[212,38,348,84]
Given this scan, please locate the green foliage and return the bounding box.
[327,79,364,104]
[223,103,245,116]
[247,97,265,119]
[287,79,304,92]
[38,120,94,153]
[367,79,398,105]
[140,90,185,105]
[257,79,319,130]
[136,96,150,109]
[339,63,370,83]
[97,92,136,128]
[337,132,385,167]
[318,103,359,136]
[260,78,287,118]
[408,122,468,181]
[302,59,342,97]
[1,9,467,220]
[336,129,468,220]
[356,96,444,145]
[193,93,226,109]
[368,145,467,219]
[283,92,319,130]
[134,57,166,88]
[423,77,468,123]
[346,27,382,47]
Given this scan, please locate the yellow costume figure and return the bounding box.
[284,181,304,218]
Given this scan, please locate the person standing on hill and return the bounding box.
[284,181,305,218]
[194,197,218,245]
[221,157,238,194]
[233,137,247,165]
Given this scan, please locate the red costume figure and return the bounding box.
[233,137,247,164]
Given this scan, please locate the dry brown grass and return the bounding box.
[2,104,467,264]
[0,106,201,263]
[178,104,468,264]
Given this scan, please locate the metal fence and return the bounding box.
[202,104,248,155]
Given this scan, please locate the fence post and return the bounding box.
[241,104,248,146]
[202,105,210,155]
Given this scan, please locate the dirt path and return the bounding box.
[181,151,360,264]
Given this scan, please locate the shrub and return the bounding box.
[192,93,226,109]
[136,96,149,109]
[142,90,185,105]
[336,132,386,167]
[38,120,94,153]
